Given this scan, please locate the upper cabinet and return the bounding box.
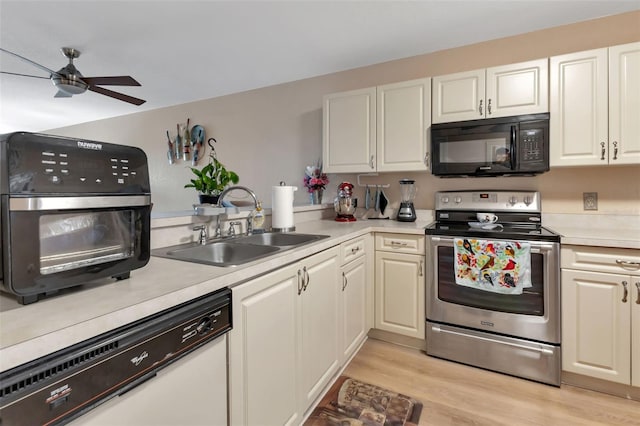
[323,78,431,173]
[550,42,640,167]
[432,58,549,124]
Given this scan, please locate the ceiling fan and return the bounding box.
[0,47,146,105]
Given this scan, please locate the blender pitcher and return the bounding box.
[396,179,417,222]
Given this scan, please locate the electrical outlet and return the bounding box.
[583,192,598,210]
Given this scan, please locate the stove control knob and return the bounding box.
[508,196,518,206]
[441,196,450,204]
[454,196,462,204]
[523,196,532,206]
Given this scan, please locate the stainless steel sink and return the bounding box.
[154,241,280,267]
[233,232,329,247]
[152,232,329,267]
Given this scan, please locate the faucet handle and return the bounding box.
[192,225,208,244]
[228,221,242,237]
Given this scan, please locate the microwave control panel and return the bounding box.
[2,133,150,194]
[520,129,544,162]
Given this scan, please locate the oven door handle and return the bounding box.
[10,195,151,211]
[428,236,555,252]
[431,325,555,355]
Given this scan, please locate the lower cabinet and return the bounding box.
[339,236,368,363]
[374,233,425,339]
[561,245,640,397]
[229,247,341,425]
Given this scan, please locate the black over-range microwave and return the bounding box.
[430,113,550,177]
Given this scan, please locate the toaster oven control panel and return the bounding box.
[4,133,150,194]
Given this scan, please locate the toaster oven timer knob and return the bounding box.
[440,196,449,204]
[454,196,462,204]
[523,196,532,206]
[508,196,518,206]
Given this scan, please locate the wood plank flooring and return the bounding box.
[341,339,640,426]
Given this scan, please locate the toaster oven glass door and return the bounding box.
[39,210,135,275]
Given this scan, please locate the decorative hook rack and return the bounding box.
[356,173,390,188]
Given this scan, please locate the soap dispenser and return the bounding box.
[252,201,265,233]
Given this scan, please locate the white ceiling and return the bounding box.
[1,0,638,134]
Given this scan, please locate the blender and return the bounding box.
[396,179,417,222]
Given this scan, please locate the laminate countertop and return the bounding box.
[0,218,430,372]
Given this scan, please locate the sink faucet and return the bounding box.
[217,185,259,235]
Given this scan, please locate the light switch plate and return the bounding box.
[583,192,598,210]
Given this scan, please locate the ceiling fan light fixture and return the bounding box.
[51,74,88,95]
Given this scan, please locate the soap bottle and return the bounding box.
[252,201,265,233]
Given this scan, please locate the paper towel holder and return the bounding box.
[272,181,297,233]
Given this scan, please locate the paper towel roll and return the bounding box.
[272,184,297,231]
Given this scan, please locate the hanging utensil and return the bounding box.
[364,185,370,210]
[374,185,381,212]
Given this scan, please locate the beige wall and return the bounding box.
[49,11,640,215]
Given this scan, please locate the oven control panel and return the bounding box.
[2,132,150,195]
[435,190,540,212]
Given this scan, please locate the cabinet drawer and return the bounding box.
[375,233,424,255]
[341,237,366,265]
[561,245,640,275]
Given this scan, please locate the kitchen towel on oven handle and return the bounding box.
[453,238,532,295]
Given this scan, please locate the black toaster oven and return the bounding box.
[0,132,151,304]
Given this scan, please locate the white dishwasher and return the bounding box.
[0,288,231,426]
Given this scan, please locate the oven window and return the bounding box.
[39,211,135,274]
[437,246,544,315]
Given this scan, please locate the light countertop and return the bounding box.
[0,217,429,372]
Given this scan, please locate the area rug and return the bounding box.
[304,375,423,426]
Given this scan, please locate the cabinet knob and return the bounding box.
[622,281,628,303]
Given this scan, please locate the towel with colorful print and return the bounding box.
[453,238,532,295]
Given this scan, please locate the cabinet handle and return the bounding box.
[612,141,618,160]
[390,241,408,247]
[487,98,492,115]
[424,151,430,166]
[302,266,310,291]
[351,246,360,254]
[636,282,640,304]
[342,272,348,291]
[600,142,606,161]
[622,281,628,303]
[615,259,640,269]
[297,269,303,295]
[419,260,424,277]
[478,99,483,116]
[370,155,375,169]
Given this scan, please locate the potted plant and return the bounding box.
[185,157,239,204]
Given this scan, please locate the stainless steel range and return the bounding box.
[424,190,561,386]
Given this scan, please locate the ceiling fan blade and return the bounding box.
[54,90,72,98]
[83,76,141,86]
[88,85,146,106]
[0,47,59,76]
[1,70,50,79]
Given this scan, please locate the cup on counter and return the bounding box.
[477,212,498,223]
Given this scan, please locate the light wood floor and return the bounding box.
[341,339,640,426]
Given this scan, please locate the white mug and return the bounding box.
[477,213,498,223]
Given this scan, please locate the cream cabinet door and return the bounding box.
[561,269,631,385]
[609,42,640,165]
[550,48,609,166]
[298,247,340,411]
[375,251,425,339]
[432,69,485,123]
[229,265,301,426]
[340,255,367,363]
[376,78,431,171]
[486,58,549,118]
[323,87,376,173]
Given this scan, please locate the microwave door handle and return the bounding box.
[510,125,517,167]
